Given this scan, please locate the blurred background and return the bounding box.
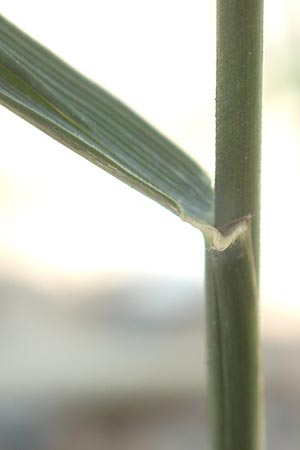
[0,0,300,448]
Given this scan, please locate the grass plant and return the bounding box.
[0,2,264,448]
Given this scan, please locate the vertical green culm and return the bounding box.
[206,1,264,449]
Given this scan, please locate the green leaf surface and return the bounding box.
[0,15,213,229]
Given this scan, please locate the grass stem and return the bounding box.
[206,1,264,448]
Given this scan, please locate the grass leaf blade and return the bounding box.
[0,15,213,228]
